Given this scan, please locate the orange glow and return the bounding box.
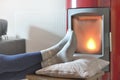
[73,15,102,54]
[86,38,96,50]
[78,16,102,20]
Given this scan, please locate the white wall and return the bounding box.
[0,0,66,52]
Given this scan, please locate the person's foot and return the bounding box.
[41,31,77,68]
[41,29,73,61]
[41,55,62,68]
[57,31,77,62]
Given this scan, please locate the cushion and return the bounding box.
[35,56,109,78]
[27,71,104,80]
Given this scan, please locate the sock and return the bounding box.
[57,30,77,62]
[41,55,62,68]
[41,29,72,61]
[41,30,77,68]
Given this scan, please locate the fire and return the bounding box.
[86,38,96,50]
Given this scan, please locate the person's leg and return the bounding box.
[0,29,72,74]
[41,31,77,67]
[0,29,73,74]
[0,63,41,80]
[41,29,72,61]
[0,52,42,74]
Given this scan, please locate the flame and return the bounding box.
[86,38,96,50]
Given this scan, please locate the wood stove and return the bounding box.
[68,8,110,71]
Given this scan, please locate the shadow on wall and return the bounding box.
[26,26,62,52]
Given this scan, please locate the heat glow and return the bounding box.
[87,38,96,50]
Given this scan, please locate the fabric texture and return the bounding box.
[0,63,41,80]
[27,71,104,80]
[56,30,77,62]
[0,52,42,74]
[41,30,77,68]
[41,29,72,61]
[36,56,109,78]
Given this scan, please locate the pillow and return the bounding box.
[36,56,109,78]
